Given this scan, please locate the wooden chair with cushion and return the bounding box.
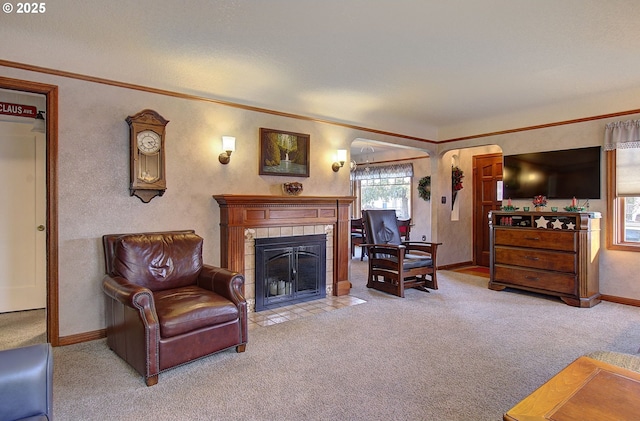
[102,230,247,386]
[351,217,366,260]
[397,218,412,241]
[363,210,441,298]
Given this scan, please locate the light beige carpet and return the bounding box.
[0,308,46,351]
[47,262,640,420]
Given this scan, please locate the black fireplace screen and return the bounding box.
[255,234,327,311]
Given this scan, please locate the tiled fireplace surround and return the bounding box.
[244,225,332,311]
[213,195,355,312]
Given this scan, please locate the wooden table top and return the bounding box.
[505,356,640,421]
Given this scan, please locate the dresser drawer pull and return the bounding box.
[524,236,540,241]
[524,255,539,261]
[525,276,539,281]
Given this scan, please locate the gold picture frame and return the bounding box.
[259,128,310,177]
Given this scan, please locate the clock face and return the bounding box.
[136,130,161,155]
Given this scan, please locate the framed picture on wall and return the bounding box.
[259,128,310,177]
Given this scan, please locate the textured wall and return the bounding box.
[3,63,640,339]
[439,113,640,300]
[3,66,415,337]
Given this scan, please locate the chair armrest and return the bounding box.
[0,343,53,421]
[102,275,156,314]
[403,241,441,253]
[197,265,246,306]
[361,243,405,249]
[403,242,441,266]
[363,243,406,259]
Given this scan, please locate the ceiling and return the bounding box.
[3,1,640,143]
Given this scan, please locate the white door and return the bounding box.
[0,121,46,312]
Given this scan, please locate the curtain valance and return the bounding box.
[604,119,640,150]
[605,119,640,196]
[351,163,414,181]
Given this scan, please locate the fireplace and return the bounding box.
[255,234,326,311]
[213,194,356,307]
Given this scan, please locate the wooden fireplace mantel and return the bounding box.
[213,194,356,296]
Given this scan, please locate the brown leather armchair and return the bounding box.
[102,230,247,386]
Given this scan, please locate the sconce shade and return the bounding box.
[332,149,348,172]
[219,136,236,164]
[222,136,236,152]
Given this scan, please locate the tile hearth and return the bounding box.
[247,295,365,330]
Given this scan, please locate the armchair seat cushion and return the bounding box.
[403,255,433,269]
[383,255,433,270]
[154,285,239,338]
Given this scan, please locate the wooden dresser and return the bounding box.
[489,211,601,307]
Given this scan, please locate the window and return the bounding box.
[351,163,414,219]
[605,120,640,250]
[360,176,412,219]
[622,196,640,242]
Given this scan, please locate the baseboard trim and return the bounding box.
[53,293,638,346]
[438,261,474,271]
[600,294,640,308]
[57,329,106,346]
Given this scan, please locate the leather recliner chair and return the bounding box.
[0,343,53,421]
[102,230,247,386]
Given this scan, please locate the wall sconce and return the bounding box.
[332,149,347,172]
[31,111,45,133]
[218,136,236,164]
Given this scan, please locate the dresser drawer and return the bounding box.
[494,265,576,295]
[494,247,576,273]
[495,229,576,252]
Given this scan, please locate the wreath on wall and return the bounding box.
[417,176,431,201]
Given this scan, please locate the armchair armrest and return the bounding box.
[102,274,160,384]
[403,241,441,255]
[362,243,407,260]
[0,343,53,421]
[102,275,156,311]
[197,264,246,306]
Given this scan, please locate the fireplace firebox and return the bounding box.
[255,234,326,311]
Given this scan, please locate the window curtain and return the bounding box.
[604,119,640,196]
[351,163,414,181]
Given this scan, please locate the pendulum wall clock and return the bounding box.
[126,109,169,203]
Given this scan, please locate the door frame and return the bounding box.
[0,76,59,346]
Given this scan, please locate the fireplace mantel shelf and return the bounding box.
[214,194,355,296]
[213,194,356,205]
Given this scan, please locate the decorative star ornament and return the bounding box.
[566,221,576,230]
[552,219,564,229]
[535,216,549,228]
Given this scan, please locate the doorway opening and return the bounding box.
[0,76,59,346]
[473,152,503,267]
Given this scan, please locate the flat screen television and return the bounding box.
[503,146,601,200]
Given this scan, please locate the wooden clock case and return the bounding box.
[126,109,169,203]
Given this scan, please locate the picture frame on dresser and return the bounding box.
[259,128,310,177]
